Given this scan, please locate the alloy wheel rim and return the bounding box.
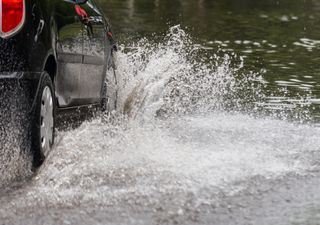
[40,86,54,157]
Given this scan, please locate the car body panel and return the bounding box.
[54,0,84,107]
[0,0,112,109]
[80,0,110,104]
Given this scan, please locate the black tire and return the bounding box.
[32,72,55,167]
[101,54,117,112]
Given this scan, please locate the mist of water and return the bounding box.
[0,83,32,187]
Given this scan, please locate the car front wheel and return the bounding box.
[32,73,55,167]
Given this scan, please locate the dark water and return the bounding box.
[98,0,320,121]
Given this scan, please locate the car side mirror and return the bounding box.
[74,0,88,4]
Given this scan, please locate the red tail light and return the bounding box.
[0,0,25,38]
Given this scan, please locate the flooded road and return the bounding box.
[2,0,320,224]
[1,113,320,224]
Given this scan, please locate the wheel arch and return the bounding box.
[43,53,57,83]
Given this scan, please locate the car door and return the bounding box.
[79,0,109,104]
[54,0,84,107]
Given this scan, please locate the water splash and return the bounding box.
[114,25,266,119]
[0,83,33,187]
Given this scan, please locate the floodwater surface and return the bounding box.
[1,0,320,224]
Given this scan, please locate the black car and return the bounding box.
[0,0,116,166]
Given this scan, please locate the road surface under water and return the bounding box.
[2,0,320,224]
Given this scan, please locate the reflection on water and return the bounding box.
[98,0,320,121]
